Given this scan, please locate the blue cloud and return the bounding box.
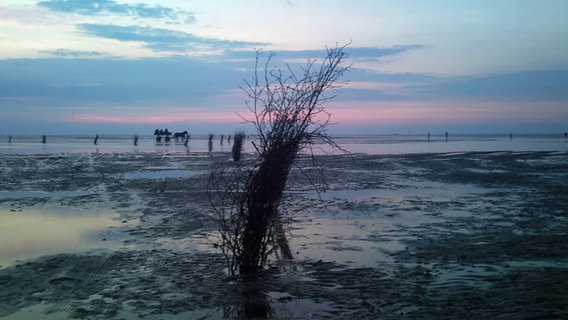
[38,49,104,57]
[410,70,568,102]
[0,57,242,103]
[78,24,269,52]
[37,0,196,23]
[225,45,424,61]
[347,45,424,59]
[337,69,568,103]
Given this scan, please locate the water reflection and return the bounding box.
[215,274,337,319]
[123,169,204,180]
[230,283,271,319]
[0,207,123,268]
[2,134,567,155]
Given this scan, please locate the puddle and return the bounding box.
[270,297,335,318]
[154,234,214,253]
[0,190,91,199]
[0,206,126,268]
[0,303,68,320]
[307,182,489,202]
[432,263,506,288]
[503,260,568,268]
[123,169,204,180]
[185,295,335,320]
[289,216,407,267]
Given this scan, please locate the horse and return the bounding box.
[173,131,188,142]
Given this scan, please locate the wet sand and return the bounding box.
[1,151,567,319]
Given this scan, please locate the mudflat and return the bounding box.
[1,151,567,319]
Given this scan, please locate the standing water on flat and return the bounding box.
[1,133,566,154]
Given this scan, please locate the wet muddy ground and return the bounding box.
[1,151,567,319]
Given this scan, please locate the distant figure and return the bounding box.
[228,134,232,144]
[155,128,172,143]
[509,133,513,140]
[564,132,567,140]
[154,129,162,143]
[134,135,139,146]
[94,134,99,145]
[208,134,214,152]
[184,135,190,147]
[8,135,12,143]
[427,132,431,143]
[220,134,225,146]
[42,135,46,144]
[445,132,448,142]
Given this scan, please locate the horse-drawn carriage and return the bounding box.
[154,129,189,144]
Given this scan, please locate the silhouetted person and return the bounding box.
[228,134,232,144]
[134,135,139,146]
[509,133,513,140]
[184,135,190,147]
[427,132,430,142]
[94,134,99,145]
[42,135,46,144]
[220,134,225,146]
[8,135,12,143]
[445,132,448,142]
[208,134,214,152]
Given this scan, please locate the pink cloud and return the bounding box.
[326,100,568,125]
[62,100,567,130]
[67,110,241,124]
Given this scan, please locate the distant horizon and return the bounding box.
[2,130,566,156]
[1,129,567,138]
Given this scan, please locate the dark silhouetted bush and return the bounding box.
[209,44,350,277]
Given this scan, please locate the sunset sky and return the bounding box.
[1,0,567,135]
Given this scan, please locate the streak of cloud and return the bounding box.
[37,0,196,23]
[38,49,105,57]
[78,24,269,53]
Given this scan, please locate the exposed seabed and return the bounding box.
[1,150,567,318]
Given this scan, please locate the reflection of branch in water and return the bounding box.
[274,215,293,260]
[221,280,271,320]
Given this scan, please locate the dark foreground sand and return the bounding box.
[0,151,567,319]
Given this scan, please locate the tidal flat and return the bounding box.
[1,150,567,319]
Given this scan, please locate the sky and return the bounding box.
[1,0,567,135]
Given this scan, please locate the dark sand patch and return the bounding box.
[1,151,567,319]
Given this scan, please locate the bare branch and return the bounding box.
[211,43,351,277]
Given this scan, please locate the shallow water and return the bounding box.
[123,169,205,180]
[0,206,125,268]
[0,190,91,199]
[1,134,566,155]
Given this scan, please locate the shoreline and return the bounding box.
[1,133,567,156]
